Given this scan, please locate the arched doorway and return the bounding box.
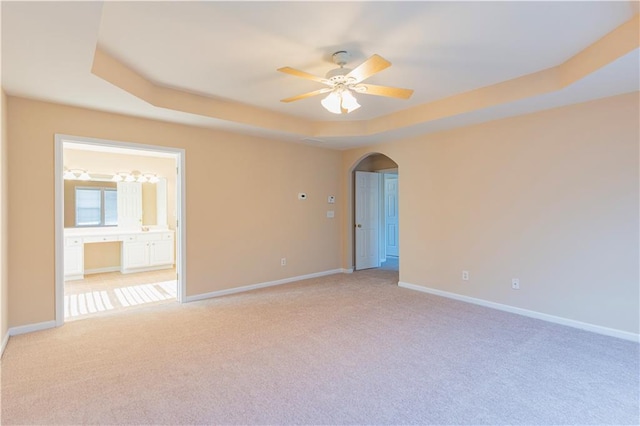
[349,153,399,271]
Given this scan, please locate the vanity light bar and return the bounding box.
[63,169,91,181]
[65,169,161,183]
[111,172,161,183]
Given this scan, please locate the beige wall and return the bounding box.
[84,242,121,271]
[142,182,157,226]
[1,90,8,341]
[7,97,342,327]
[5,92,638,336]
[342,92,639,334]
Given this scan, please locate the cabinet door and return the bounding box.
[122,241,149,269]
[149,239,174,266]
[64,245,84,276]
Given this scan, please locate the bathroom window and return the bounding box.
[75,187,117,227]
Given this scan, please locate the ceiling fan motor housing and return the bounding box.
[326,50,356,85]
[326,67,354,83]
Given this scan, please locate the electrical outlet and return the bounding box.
[512,278,520,290]
[462,270,469,281]
[281,258,287,266]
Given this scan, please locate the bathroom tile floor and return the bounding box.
[64,268,177,321]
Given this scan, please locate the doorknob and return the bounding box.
[356,224,362,228]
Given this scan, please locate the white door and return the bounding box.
[117,182,142,229]
[355,171,380,270]
[385,175,399,257]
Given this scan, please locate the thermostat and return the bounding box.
[328,195,335,204]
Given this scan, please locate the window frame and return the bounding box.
[74,186,118,228]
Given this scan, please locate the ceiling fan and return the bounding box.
[278,51,414,114]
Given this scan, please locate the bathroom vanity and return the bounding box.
[64,227,174,280]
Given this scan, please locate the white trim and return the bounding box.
[84,266,121,275]
[177,148,186,304]
[398,281,640,343]
[185,269,343,302]
[9,320,56,336]
[55,137,65,326]
[341,268,354,274]
[0,332,9,358]
[55,134,187,327]
[121,264,173,274]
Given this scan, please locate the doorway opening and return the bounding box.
[54,135,186,325]
[351,153,399,272]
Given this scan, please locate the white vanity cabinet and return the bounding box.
[150,233,175,266]
[122,240,150,270]
[121,232,174,273]
[64,229,175,280]
[64,237,84,280]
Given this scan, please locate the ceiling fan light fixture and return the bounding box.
[321,88,360,114]
[321,91,342,114]
[279,51,411,113]
[340,89,361,113]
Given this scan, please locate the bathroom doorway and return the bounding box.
[54,135,186,325]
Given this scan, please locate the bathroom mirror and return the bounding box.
[64,177,167,228]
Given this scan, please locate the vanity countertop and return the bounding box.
[64,227,173,237]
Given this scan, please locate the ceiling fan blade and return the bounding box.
[356,84,414,99]
[281,87,332,103]
[346,54,391,83]
[277,67,329,85]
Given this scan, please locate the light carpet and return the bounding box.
[1,269,638,425]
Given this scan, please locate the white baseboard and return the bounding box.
[9,320,56,337]
[84,266,121,275]
[341,268,354,274]
[0,331,9,358]
[185,269,344,302]
[121,264,173,274]
[398,281,639,343]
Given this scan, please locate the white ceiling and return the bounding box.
[2,1,638,149]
